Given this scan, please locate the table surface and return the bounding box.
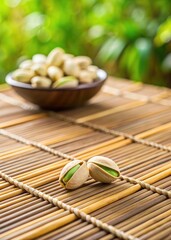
[0,78,171,240]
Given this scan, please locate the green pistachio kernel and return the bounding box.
[62,164,80,184]
[53,76,78,88]
[98,164,119,177]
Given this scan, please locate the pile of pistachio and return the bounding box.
[12,48,100,88]
[59,156,120,190]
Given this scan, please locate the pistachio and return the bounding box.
[47,48,65,67]
[47,66,63,81]
[59,160,89,189]
[87,65,98,79]
[74,56,92,69]
[31,76,52,88]
[32,54,46,64]
[61,54,74,70]
[63,59,80,77]
[19,60,33,70]
[87,156,120,183]
[12,69,35,83]
[79,70,94,83]
[53,76,78,88]
[62,53,74,62]
[32,54,47,64]
[32,63,47,76]
[87,65,98,71]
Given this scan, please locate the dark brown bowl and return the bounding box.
[6,69,107,110]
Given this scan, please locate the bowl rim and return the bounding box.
[6,69,107,91]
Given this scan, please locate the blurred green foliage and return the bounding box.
[0,0,171,86]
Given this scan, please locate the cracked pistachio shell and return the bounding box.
[74,56,92,69]
[63,59,80,77]
[47,66,63,81]
[53,76,78,88]
[19,60,33,70]
[31,76,52,88]
[32,63,47,76]
[59,160,89,189]
[32,54,47,64]
[47,48,65,67]
[79,70,94,83]
[12,69,35,83]
[87,156,120,183]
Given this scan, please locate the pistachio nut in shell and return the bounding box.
[32,54,47,64]
[62,54,74,63]
[63,59,80,77]
[53,76,78,88]
[19,60,33,70]
[47,48,65,67]
[79,70,94,83]
[47,66,63,81]
[59,160,89,189]
[32,63,47,76]
[31,76,52,88]
[87,65,98,79]
[74,56,92,68]
[60,54,74,70]
[12,69,35,83]
[87,156,120,183]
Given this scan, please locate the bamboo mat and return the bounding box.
[0,77,171,240]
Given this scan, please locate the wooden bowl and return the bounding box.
[6,69,107,110]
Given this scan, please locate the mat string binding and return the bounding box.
[0,129,170,198]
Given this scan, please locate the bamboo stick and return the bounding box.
[130,213,171,236]
[0,113,47,128]
[77,101,145,123]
